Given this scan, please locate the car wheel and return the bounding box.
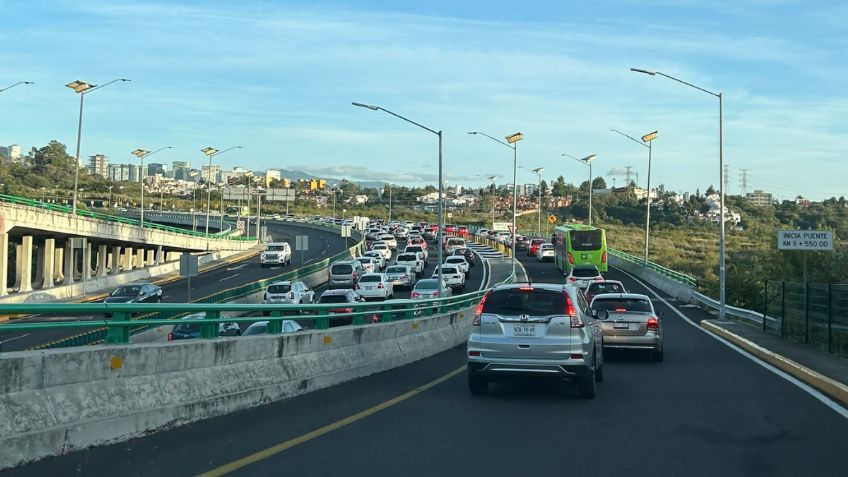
[577,371,596,399]
[468,371,489,395]
[652,348,664,362]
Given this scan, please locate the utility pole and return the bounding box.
[740,169,749,196]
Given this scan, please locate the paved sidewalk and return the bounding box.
[703,319,848,407]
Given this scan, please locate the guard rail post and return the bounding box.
[827,284,833,353]
[780,281,786,338]
[315,314,329,330]
[804,281,810,344]
[266,311,283,334]
[105,312,131,344]
[202,311,221,339]
[762,281,768,333]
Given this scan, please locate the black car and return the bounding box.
[104,282,163,304]
[514,236,529,251]
[451,247,476,267]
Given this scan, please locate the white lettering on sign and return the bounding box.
[777,230,834,251]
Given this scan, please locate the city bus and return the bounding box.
[552,224,608,273]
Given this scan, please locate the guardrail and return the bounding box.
[609,248,697,288]
[0,193,254,241]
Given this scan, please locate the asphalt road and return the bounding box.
[5,246,848,476]
[0,222,349,351]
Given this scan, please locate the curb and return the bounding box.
[702,320,848,407]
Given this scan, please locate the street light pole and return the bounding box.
[486,175,499,230]
[0,81,33,93]
[563,154,598,226]
[353,101,445,288]
[66,79,130,219]
[631,67,726,321]
[468,131,524,278]
[201,146,244,237]
[388,183,393,222]
[610,129,658,263]
[533,167,544,236]
[132,146,173,227]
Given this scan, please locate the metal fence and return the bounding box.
[764,281,848,357]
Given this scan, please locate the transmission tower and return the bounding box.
[739,169,749,196]
[624,166,635,185]
[723,164,730,195]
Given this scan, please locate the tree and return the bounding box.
[592,177,607,190]
[552,176,567,197]
[706,185,716,196]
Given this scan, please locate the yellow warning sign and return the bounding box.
[547,215,557,224]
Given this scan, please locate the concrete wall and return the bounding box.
[610,255,694,302]
[0,305,474,470]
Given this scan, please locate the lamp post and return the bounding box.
[66,79,130,218]
[521,166,545,236]
[201,146,244,237]
[486,175,500,230]
[40,187,46,203]
[107,185,113,208]
[630,67,726,321]
[563,154,598,225]
[387,183,393,222]
[611,129,658,263]
[131,146,173,227]
[468,131,524,278]
[353,102,445,288]
[0,81,33,93]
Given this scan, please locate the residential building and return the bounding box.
[172,161,190,180]
[147,162,166,178]
[200,164,222,184]
[746,190,773,207]
[8,144,21,161]
[795,196,811,207]
[88,154,109,178]
[108,163,141,182]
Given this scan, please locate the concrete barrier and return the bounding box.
[610,255,694,302]
[0,304,474,470]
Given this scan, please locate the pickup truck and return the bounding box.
[394,252,425,277]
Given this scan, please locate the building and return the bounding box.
[88,154,109,178]
[298,178,327,190]
[108,163,141,182]
[746,190,773,207]
[8,144,21,161]
[172,161,190,180]
[200,164,222,184]
[0,145,7,160]
[147,162,167,178]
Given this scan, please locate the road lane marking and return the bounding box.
[0,333,31,344]
[226,264,247,271]
[195,365,466,477]
[614,266,848,420]
[219,274,240,282]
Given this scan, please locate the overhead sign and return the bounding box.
[295,235,309,251]
[341,225,352,238]
[264,188,295,202]
[548,214,557,224]
[492,221,511,231]
[179,253,199,277]
[222,187,250,201]
[777,230,834,251]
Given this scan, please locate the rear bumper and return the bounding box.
[603,333,662,350]
[467,358,594,380]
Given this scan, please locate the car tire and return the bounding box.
[468,372,489,395]
[577,372,596,399]
[652,348,664,362]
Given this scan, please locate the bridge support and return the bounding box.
[109,245,121,275]
[155,245,164,265]
[135,249,145,269]
[41,238,55,290]
[53,247,64,283]
[96,244,107,278]
[82,242,93,282]
[0,233,8,296]
[16,236,33,293]
[62,240,75,286]
[123,247,134,272]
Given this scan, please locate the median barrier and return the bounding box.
[0,301,475,470]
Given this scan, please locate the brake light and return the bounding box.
[615,308,627,312]
[469,350,481,356]
[570,353,584,359]
[411,291,420,298]
[167,332,174,341]
[474,290,492,325]
[564,293,583,328]
[567,252,574,264]
[595,276,603,281]
[355,283,361,290]
[601,251,607,263]
[377,283,384,289]
[568,277,577,282]
[433,291,440,297]
[519,286,534,291]
[647,316,660,331]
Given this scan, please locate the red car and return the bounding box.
[445,224,457,234]
[528,238,545,256]
[457,225,469,237]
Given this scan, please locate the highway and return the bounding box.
[0,222,350,351]
[4,246,847,476]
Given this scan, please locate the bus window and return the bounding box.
[570,230,603,251]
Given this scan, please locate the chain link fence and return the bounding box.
[765,281,848,357]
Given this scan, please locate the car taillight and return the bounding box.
[167,333,173,341]
[402,275,409,279]
[355,283,361,290]
[474,290,492,325]
[290,292,295,299]
[568,277,577,282]
[567,252,574,264]
[601,251,607,263]
[377,283,384,289]
[433,291,439,297]
[564,293,583,328]
[411,291,419,298]
[647,316,660,331]
[595,276,603,281]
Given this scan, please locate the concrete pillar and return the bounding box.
[155,246,164,265]
[123,247,134,271]
[0,233,8,296]
[96,245,108,278]
[17,236,33,293]
[135,249,145,269]
[13,244,22,290]
[82,242,93,281]
[41,238,55,289]
[54,247,64,283]
[109,245,122,275]
[62,241,75,285]
[34,243,44,286]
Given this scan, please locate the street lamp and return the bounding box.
[354,101,445,288]
[563,154,598,225]
[486,175,500,230]
[66,78,130,218]
[521,166,545,236]
[611,129,658,263]
[469,131,524,278]
[107,185,113,208]
[387,183,393,222]
[0,81,33,93]
[131,146,173,227]
[201,146,244,236]
[631,67,726,321]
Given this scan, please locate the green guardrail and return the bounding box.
[609,248,697,288]
[0,193,255,241]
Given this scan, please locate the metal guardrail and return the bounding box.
[692,290,781,333]
[0,193,255,241]
[609,248,698,288]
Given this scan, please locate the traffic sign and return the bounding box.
[507,225,515,234]
[295,235,309,251]
[341,225,352,238]
[236,220,245,230]
[777,230,833,251]
[492,221,510,231]
[548,214,557,224]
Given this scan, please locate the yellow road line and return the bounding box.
[195,365,466,477]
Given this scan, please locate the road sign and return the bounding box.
[341,225,352,238]
[447,212,453,218]
[777,230,834,251]
[507,225,515,235]
[264,188,295,202]
[295,235,309,251]
[236,220,245,230]
[179,254,199,277]
[548,214,557,224]
[222,187,250,201]
[492,221,511,231]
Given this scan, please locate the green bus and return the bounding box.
[552,224,608,273]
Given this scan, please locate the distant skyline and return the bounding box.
[1,0,845,201]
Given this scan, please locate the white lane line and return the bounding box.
[0,333,31,344]
[226,264,248,271]
[614,266,848,420]
[219,274,240,282]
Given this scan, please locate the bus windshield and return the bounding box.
[570,230,603,251]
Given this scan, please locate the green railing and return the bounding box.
[765,281,848,357]
[609,248,698,288]
[0,193,255,241]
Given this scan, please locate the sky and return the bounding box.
[0,0,846,200]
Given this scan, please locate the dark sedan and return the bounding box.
[451,247,476,267]
[103,282,162,304]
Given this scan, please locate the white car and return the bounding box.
[443,256,470,277]
[433,265,465,291]
[495,231,511,243]
[536,243,555,262]
[243,320,304,336]
[260,242,292,267]
[567,265,604,289]
[444,237,466,254]
[355,273,394,300]
[404,244,428,262]
[355,256,379,273]
[363,251,386,270]
[262,280,315,305]
[377,233,398,249]
[370,242,392,261]
[395,252,425,276]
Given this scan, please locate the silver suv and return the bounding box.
[467,283,604,398]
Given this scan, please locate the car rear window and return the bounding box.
[397,255,416,261]
[331,264,353,274]
[173,323,201,333]
[446,257,464,263]
[244,323,268,336]
[359,275,382,282]
[266,245,286,251]
[416,280,439,290]
[441,267,458,274]
[320,295,350,304]
[386,266,407,274]
[588,282,624,294]
[591,297,651,313]
[447,238,465,246]
[483,289,567,316]
[406,246,423,252]
[268,284,292,293]
[570,230,603,251]
[572,267,600,277]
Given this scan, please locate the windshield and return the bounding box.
[416,280,440,290]
[588,282,625,294]
[266,245,286,251]
[243,323,268,336]
[111,286,140,296]
[446,258,464,263]
[591,297,652,313]
[483,289,566,316]
[570,230,603,251]
[331,264,353,274]
[440,267,458,274]
[386,267,407,274]
[359,275,382,283]
[397,255,416,261]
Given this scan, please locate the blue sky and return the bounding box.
[1,0,846,200]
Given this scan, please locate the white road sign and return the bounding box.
[492,221,511,231]
[777,230,834,251]
[236,220,245,230]
[295,235,309,251]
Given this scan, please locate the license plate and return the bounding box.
[366,286,374,290]
[613,322,629,329]
[513,324,535,336]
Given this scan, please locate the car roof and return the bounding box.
[590,280,624,286]
[360,272,386,278]
[266,242,288,246]
[591,293,651,300]
[268,280,295,286]
[492,282,565,293]
[322,288,353,296]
